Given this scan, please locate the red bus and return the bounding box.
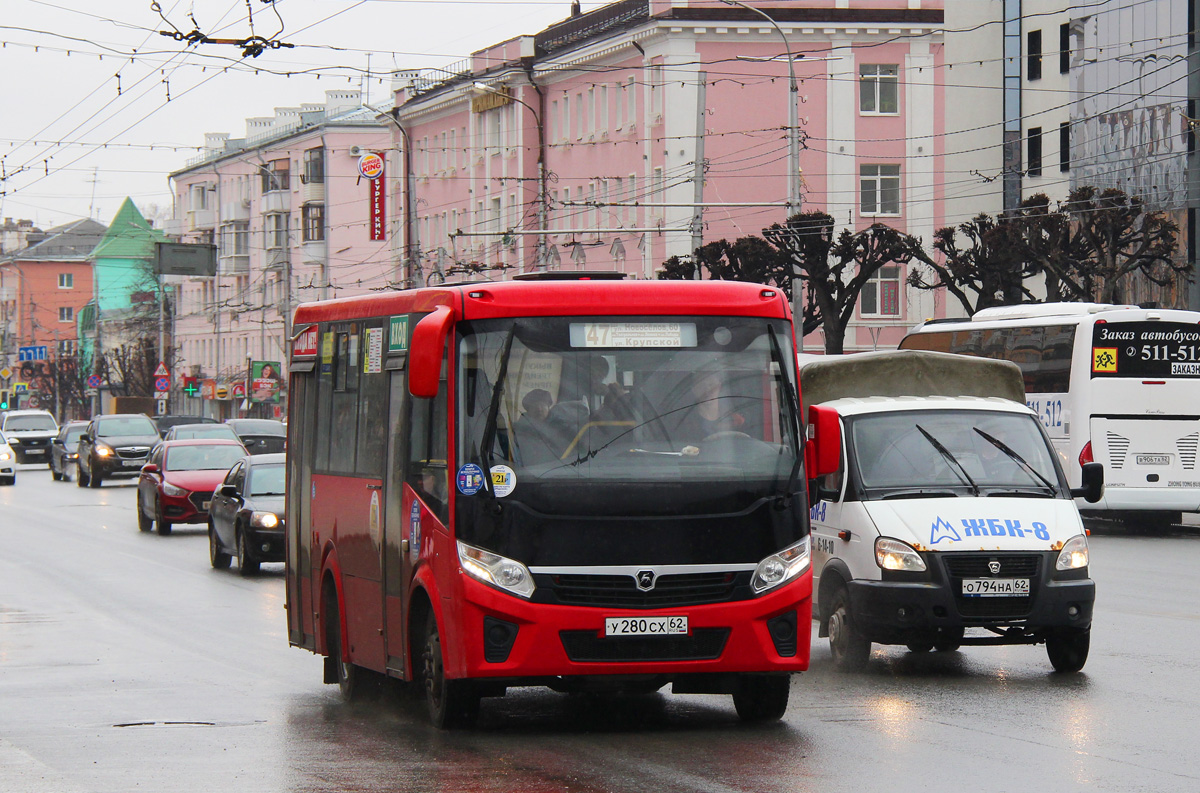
[284,274,837,727]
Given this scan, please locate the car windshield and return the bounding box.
[247,463,286,496]
[6,415,56,431]
[172,425,239,440]
[165,444,246,471]
[848,409,1064,498]
[96,417,157,437]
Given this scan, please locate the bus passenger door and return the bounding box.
[286,365,318,649]
[383,368,411,675]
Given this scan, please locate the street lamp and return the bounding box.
[718,0,801,214]
[472,81,549,269]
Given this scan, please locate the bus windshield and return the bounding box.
[455,315,804,565]
[848,410,1065,499]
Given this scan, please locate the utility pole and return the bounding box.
[691,72,708,258]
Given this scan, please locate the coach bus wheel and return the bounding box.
[1046,628,1090,673]
[732,674,790,722]
[421,611,480,729]
[828,588,870,672]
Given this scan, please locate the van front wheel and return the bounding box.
[1046,628,1090,673]
[828,589,870,672]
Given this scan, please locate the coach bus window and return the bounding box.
[1038,325,1075,393]
[330,328,359,473]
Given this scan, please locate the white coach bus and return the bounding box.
[900,303,1200,531]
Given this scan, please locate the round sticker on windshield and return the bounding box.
[490,465,516,498]
[457,463,485,496]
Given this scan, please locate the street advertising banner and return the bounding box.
[251,361,283,402]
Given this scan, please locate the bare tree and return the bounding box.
[906,213,1037,315]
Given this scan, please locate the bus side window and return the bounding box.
[408,339,449,524]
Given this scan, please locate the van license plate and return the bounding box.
[962,578,1029,597]
[1136,454,1170,466]
[605,616,688,636]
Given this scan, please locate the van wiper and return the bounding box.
[880,489,960,500]
[767,326,803,505]
[915,424,979,496]
[478,323,517,499]
[973,428,1058,495]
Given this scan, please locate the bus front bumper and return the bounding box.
[452,572,813,680]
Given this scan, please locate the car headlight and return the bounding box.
[456,541,535,598]
[0,451,11,461]
[251,511,280,529]
[95,443,114,457]
[875,537,927,572]
[161,482,187,497]
[1056,534,1089,571]
[751,536,811,595]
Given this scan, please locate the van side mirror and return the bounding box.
[1071,462,1104,503]
[409,304,455,399]
[806,405,841,479]
[79,434,91,443]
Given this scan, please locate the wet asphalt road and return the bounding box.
[2,463,1200,793]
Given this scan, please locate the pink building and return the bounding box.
[391,0,947,352]
[168,90,391,418]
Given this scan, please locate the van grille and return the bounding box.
[536,572,745,609]
[942,554,1041,578]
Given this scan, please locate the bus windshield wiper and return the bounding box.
[768,326,804,505]
[973,428,1058,495]
[478,323,517,498]
[915,424,980,496]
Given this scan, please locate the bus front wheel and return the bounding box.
[732,674,790,722]
[420,611,479,729]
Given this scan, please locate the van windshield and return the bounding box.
[5,415,57,431]
[847,410,1066,499]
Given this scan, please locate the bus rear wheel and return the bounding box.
[421,611,479,729]
[732,674,790,722]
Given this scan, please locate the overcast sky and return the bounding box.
[2,0,604,230]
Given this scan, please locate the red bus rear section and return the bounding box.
[284,276,832,727]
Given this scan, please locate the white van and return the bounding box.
[802,350,1103,673]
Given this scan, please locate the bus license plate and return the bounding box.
[1136,454,1171,466]
[604,616,688,636]
[962,578,1029,597]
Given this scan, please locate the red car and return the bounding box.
[137,438,247,535]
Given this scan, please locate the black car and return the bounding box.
[208,453,286,575]
[77,414,161,487]
[50,421,89,481]
[224,418,286,455]
[154,414,218,438]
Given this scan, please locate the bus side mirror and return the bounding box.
[807,405,841,479]
[409,304,455,399]
[1072,462,1104,503]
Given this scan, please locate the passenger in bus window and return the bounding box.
[514,389,560,464]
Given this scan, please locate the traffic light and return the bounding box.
[0,389,9,410]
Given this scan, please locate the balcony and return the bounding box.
[266,248,291,271]
[221,199,251,222]
[187,208,217,231]
[219,255,249,276]
[261,191,290,215]
[301,240,326,265]
[301,179,325,204]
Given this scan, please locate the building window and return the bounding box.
[859,65,899,114]
[58,273,73,289]
[261,159,289,193]
[265,213,289,249]
[302,203,325,242]
[302,147,324,184]
[860,165,901,215]
[220,221,249,256]
[1059,23,1070,74]
[1027,127,1043,177]
[59,306,74,322]
[58,339,76,357]
[1027,30,1042,81]
[861,265,902,316]
[1059,122,1070,172]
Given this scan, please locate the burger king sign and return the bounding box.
[357,152,385,180]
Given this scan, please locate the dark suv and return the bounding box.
[77,414,161,487]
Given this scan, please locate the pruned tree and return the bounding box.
[657,236,792,296]
[1061,186,1186,304]
[100,337,159,398]
[1009,193,1090,302]
[906,213,1037,315]
[766,214,918,354]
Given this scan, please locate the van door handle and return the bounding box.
[366,484,383,491]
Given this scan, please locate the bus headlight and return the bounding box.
[251,511,280,529]
[751,537,811,595]
[457,541,535,599]
[1056,534,1089,571]
[875,537,927,572]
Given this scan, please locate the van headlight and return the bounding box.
[95,443,114,457]
[457,541,535,598]
[751,537,811,595]
[1056,534,1089,571]
[875,537,927,572]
